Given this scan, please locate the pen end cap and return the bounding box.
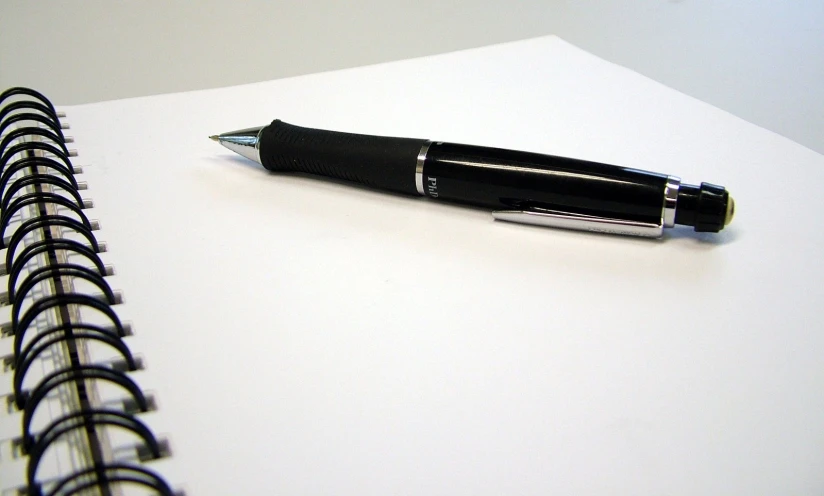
[209,135,219,142]
[724,195,735,226]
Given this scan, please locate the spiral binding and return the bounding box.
[0,88,176,495]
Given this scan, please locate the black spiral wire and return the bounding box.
[0,88,175,496]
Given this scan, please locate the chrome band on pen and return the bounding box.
[415,140,432,196]
[663,176,680,228]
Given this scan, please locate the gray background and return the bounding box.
[1,0,822,153]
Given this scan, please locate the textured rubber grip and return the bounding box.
[258,119,427,195]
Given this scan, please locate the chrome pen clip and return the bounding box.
[492,176,681,238]
[491,209,665,238]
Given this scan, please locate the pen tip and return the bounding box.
[209,135,219,142]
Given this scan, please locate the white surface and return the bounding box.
[1,1,822,154]
[4,36,822,494]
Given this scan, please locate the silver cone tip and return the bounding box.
[211,127,263,164]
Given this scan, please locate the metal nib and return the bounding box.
[209,126,265,164]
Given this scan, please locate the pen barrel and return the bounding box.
[259,120,427,195]
[422,142,669,223]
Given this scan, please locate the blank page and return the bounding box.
[46,36,824,494]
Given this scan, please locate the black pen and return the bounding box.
[211,120,734,237]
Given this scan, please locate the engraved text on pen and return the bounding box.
[427,177,439,197]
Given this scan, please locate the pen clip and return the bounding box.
[491,208,664,238]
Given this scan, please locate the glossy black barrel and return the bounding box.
[422,142,669,224]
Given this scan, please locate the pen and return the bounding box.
[211,120,734,237]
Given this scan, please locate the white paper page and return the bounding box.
[47,36,824,494]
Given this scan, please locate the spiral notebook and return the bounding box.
[1,36,823,495]
[0,88,176,495]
